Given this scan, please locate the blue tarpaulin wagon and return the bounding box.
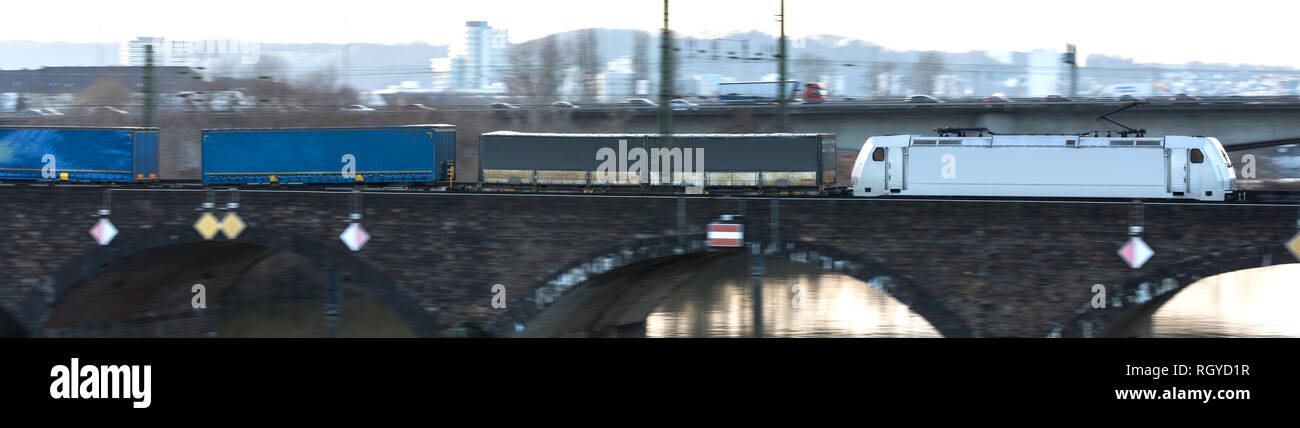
[200,124,456,185]
[0,126,160,182]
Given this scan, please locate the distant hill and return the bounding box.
[0,41,449,92]
[0,41,120,69]
[4,33,1295,97]
[512,29,988,95]
[256,42,450,91]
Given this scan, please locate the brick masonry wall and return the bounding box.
[1,186,1296,337]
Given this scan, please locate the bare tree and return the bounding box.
[537,35,564,101]
[506,35,565,103]
[247,57,293,107]
[865,62,896,98]
[794,54,831,84]
[632,31,650,96]
[506,42,537,100]
[75,79,133,107]
[287,68,359,110]
[574,29,601,102]
[908,51,944,95]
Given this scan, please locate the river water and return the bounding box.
[645,257,942,338]
[199,256,1298,338]
[645,257,1300,338]
[1148,264,1300,338]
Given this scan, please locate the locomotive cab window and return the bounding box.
[872,147,885,161]
[1190,149,1204,163]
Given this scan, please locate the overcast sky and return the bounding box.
[4,0,1297,67]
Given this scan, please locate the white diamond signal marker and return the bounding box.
[89,218,118,246]
[340,223,370,252]
[1118,236,1154,269]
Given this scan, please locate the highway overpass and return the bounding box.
[538,100,1300,150]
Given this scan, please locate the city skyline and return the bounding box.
[3,0,1300,68]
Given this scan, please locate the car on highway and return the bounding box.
[626,98,657,107]
[981,95,1012,103]
[401,104,437,111]
[1118,95,1141,102]
[551,101,579,109]
[1172,93,1201,102]
[670,99,699,111]
[18,108,46,117]
[38,108,65,116]
[904,95,941,103]
[1044,95,1072,102]
[491,102,520,110]
[341,104,376,113]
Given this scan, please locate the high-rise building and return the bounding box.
[1026,49,1063,96]
[429,57,454,90]
[119,37,194,67]
[449,21,510,90]
[601,57,634,102]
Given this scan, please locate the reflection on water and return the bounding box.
[645,256,942,338]
[1150,264,1300,338]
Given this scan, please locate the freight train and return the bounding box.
[0,124,1263,202]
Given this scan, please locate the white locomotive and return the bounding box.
[850,133,1236,201]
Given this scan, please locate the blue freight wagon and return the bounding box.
[0,126,160,182]
[201,124,456,185]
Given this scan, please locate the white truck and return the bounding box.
[1097,83,1169,98]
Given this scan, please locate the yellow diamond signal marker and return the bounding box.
[194,212,221,240]
[1287,232,1300,262]
[196,212,248,240]
[220,212,246,239]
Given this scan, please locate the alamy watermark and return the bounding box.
[341,154,357,179]
[941,153,957,179]
[1092,283,1106,308]
[41,154,56,179]
[187,39,261,65]
[50,358,152,408]
[1239,154,1255,179]
[491,284,507,310]
[192,284,207,309]
[594,139,705,191]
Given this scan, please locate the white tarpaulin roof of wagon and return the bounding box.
[481,131,831,138]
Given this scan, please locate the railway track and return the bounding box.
[6,180,1298,205]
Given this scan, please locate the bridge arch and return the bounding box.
[1051,244,1299,338]
[12,224,440,337]
[0,305,24,337]
[491,233,974,338]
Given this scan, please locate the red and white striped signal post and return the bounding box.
[708,217,744,248]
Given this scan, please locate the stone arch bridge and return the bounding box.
[0,186,1296,338]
